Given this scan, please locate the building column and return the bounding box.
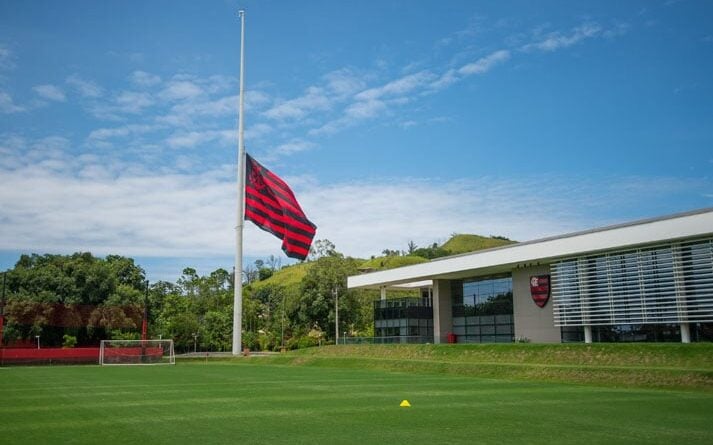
[584,326,593,344]
[432,279,452,344]
[681,323,691,343]
[380,286,386,301]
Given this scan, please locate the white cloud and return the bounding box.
[430,69,459,90]
[160,80,204,101]
[458,50,511,76]
[307,70,438,137]
[0,166,235,257]
[324,69,366,96]
[263,86,331,121]
[0,44,16,70]
[202,75,236,95]
[274,139,316,156]
[303,21,602,143]
[32,84,66,102]
[355,71,436,101]
[172,95,237,117]
[305,51,509,139]
[130,70,162,87]
[245,123,272,141]
[344,99,386,119]
[0,143,709,261]
[165,129,233,149]
[115,90,154,113]
[87,124,157,141]
[522,23,602,52]
[0,91,25,113]
[300,176,713,258]
[66,74,104,98]
[1,134,75,174]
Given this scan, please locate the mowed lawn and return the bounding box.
[1,362,712,445]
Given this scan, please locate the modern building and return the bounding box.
[347,208,713,344]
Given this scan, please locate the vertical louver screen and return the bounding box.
[552,238,713,326]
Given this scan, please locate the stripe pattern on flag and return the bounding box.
[245,154,317,260]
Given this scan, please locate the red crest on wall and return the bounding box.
[530,275,550,308]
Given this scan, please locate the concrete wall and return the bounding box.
[512,265,561,343]
[432,279,452,344]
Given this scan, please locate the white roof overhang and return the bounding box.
[347,208,713,290]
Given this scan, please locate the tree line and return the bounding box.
[1,235,509,351]
[0,241,380,352]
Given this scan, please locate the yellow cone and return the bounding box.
[400,400,411,407]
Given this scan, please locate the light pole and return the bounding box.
[35,335,40,349]
[192,333,198,353]
[280,292,286,350]
[333,287,339,344]
[1,271,6,348]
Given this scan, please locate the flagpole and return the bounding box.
[232,9,246,356]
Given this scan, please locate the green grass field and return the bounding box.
[2,359,712,444]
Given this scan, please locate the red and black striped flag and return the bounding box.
[244,154,316,260]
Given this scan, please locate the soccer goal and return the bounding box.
[99,339,175,366]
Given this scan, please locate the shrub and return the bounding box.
[286,335,320,350]
[62,334,77,348]
[242,331,259,350]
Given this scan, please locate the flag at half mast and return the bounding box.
[244,153,317,260]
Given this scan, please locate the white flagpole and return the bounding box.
[232,9,246,356]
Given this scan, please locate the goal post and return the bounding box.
[99,339,175,366]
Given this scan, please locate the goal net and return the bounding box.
[99,339,175,366]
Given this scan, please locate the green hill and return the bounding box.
[442,234,514,254]
[358,254,428,271]
[359,234,516,271]
[249,261,311,291]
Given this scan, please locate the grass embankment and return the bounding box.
[239,343,713,391]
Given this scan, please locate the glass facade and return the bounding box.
[691,322,713,342]
[561,324,682,342]
[562,322,713,343]
[373,297,433,343]
[451,276,514,343]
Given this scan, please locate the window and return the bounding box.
[452,275,513,343]
[373,297,433,342]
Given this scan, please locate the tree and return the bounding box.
[407,240,418,255]
[203,310,232,351]
[297,251,360,340]
[258,267,274,281]
[243,264,258,284]
[267,255,281,271]
[309,239,337,260]
[4,253,147,347]
[413,242,450,259]
[178,268,199,297]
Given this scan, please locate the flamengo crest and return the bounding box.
[530,275,550,308]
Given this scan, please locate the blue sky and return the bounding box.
[1,0,712,282]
